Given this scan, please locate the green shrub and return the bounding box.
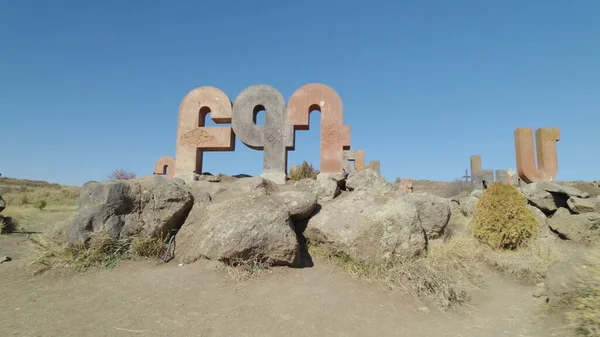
[469,182,539,249]
[35,200,47,210]
[289,161,319,181]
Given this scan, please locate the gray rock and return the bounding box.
[176,195,299,266]
[232,177,270,196]
[66,175,193,244]
[446,199,469,237]
[271,190,317,220]
[188,180,227,198]
[0,194,4,213]
[295,178,341,202]
[567,197,600,214]
[548,207,600,243]
[526,182,589,199]
[199,174,221,183]
[402,193,450,240]
[346,169,388,192]
[521,184,567,213]
[527,205,548,238]
[317,173,346,190]
[470,190,482,198]
[173,172,200,184]
[459,196,478,217]
[305,190,426,264]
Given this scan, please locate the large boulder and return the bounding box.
[0,194,5,213]
[459,196,478,218]
[521,184,565,213]
[271,190,317,220]
[175,194,299,266]
[567,197,600,214]
[402,193,450,240]
[295,178,340,201]
[65,175,193,244]
[527,205,549,237]
[305,189,427,264]
[532,182,590,198]
[548,207,600,244]
[345,169,388,192]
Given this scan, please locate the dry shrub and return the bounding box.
[129,234,166,257]
[107,168,137,181]
[0,216,19,234]
[309,237,483,309]
[289,161,319,181]
[470,182,539,249]
[549,251,600,336]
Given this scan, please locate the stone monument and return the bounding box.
[514,127,560,183]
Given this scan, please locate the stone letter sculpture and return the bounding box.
[232,84,294,184]
[399,178,413,195]
[287,83,351,175]
[175,86,235,174]
[154,156,176,179]
[514,127,560,183]
[470,155,494,190]
[355,150,381,174]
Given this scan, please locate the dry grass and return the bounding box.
[547,251,600,337]
[309,237,484,309]
[29,232,167,273]
[289,161,319,181]
[1,185,79,207]
[224,258,273,283]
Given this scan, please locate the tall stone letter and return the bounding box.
[232,84,294,184]
[154,156,176,179]
[287,83,351,175]
[514,127,560,183]
[175,86,235,174]
[354,150,381,174]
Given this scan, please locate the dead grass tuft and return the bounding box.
[0,216,20,234]
[224,257,273,283]
[30,232,167,273]
[309,237,484,309]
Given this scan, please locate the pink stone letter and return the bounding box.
[514,127,560,183]
[154,156,176,179]
[287,83,351,174]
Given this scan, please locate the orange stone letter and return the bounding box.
[287,83,351,174]
[175,86,235,174]
[154,156,176,179]
[514,127,560,183]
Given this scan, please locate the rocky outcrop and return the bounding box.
[403,193,450,240]
[64,175,193,244]
[271,190,317,220]
[295,177,340,201]
[567,197,600,214]
[175,194,299,266]
[345,169,389,192]
[548,207,600,244]
[305,189,427,264]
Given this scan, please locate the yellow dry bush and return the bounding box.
[470,182,539,249]
[289,161,319,181]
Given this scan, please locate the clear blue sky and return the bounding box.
[1,1,598,186]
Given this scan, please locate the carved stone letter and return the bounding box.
[175,86,235,174]
[287,83,351,174]
[354,150,380,174]
[232,85,294,184]
[154,156,176,179]
[514,127,560,183]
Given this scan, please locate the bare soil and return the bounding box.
[0,233,552,337]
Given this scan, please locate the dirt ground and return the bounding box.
[1,232,554,337]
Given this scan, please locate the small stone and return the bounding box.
[0,256,11,263]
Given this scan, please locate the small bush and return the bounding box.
[0,216,19,234]
[225,257,273,283]
[107,168,137,181]
[129,235,166,258]
[470,182,539,249]
[18,194,30,205]
[289,161,319,181]
[35,200,47,210]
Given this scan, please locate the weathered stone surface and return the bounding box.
[471,190,483,198]
[176,195,299,266]
[154,156,176,179]
[0,194,5,213]
[527,205,548,237]
[66,175,193,244]
[354,150,380,173]
[271,191,317,220]
[446,199,469,237]
[459,196,478,217]
[495,170,508,184]
[470,155,482,183]
[295,178,340,201]
[529,181,589,198]
[521,184,563,213]
[514,127,560,183]
[232,85,295,185]
[402,193,451,240]
[175,86,235,175]
[173,172,200,184]
[567,197,600,214]
[548,207,600,243]
[306,190,427,264]
[473,170,494,190]
[187,181,226,199]
[317,173,346,190]
[287,83,351,174]
[346,168,388,192]
[343,150,357,173]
